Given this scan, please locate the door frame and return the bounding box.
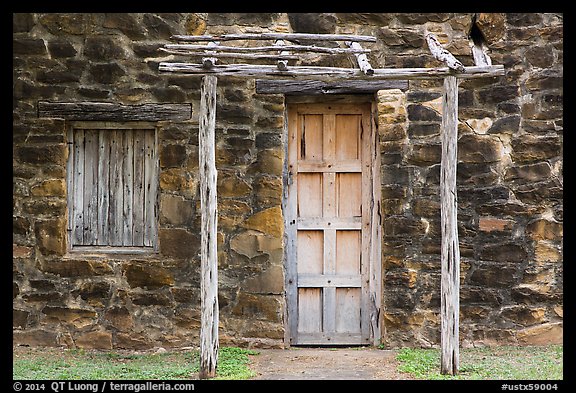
[282,95,382,347]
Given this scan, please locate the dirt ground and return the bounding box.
[248,347,413,380]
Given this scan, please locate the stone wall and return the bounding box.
[13,13,562,349]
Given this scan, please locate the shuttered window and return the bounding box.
[67,125,159,252]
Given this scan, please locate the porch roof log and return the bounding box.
[158,63,505,80]
[170,32,377,43]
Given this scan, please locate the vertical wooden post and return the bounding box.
[198,75,219,379]
[440,75,460,375]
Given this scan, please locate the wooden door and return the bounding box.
[285,102,379,346]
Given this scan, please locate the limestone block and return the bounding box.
[75,330,113,349]
[42,306,97,329]
[30,179,65,197]
[526,219,563,241]
[516,322,562,345]
[124,262,175,289]
[104,306,134,332]
[160,194,194,226]
[34,218,66,256]
[240,207,283,238]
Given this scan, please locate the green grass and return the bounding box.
[13,346,259,380]
[395,345,563,380]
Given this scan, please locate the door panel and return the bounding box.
[286,102,373,345]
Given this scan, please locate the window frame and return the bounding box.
[66,121,160,255]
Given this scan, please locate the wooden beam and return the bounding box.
[471,41,492,67]
[275,39,289,71]
[38,102,192,121]
[346,41,374,75]
[201,41,218,69]
[426,33,465,72]
[198,75,219,380]
[159,62,504,80]
[171,32,377,43]
[440,75,460,376]
[164,43,369,55]
[256,79,408,95]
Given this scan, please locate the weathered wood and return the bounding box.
[256,79,408,95]
[368,101,382,345]
[171,32,377,43]
[68,127,158,250]
[38,102,192,121]
[161,48,299,60]
[159,62,504,80]
[284,104,299,346]
[346,41,373,75]
[425,33,465,72]
[471,41,492,66]
[201,41,218,69]
[287,102,374,346]
[440,75,461,375]
[275,40,289,71]
[164,43,370,55]
[198,75,219,379]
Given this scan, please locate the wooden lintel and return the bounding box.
[159,62,505,80]
[38,101,192,121]
[256,79,408,95]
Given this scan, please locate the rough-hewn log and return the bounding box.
[426,33,465,72]
[471,41,492,66]
[440,75,460,376]
[164,43,369,55]
[346,41,374,75]
[38,101,192,121]
[171,33,377,43]
[256,79,408,94]
[161,48,299,60]
[202,42,218,69]
[275,39,289,71]
[198,75,219,380]
[159,62,504,80]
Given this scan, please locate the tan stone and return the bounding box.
[478,216,514,232]
[553,305,563,318]
[124,262,175,289]
[37,259,114,277]
[516,322,563,345]
[13,244,33,258]
[104,306,134,332]
[218,171,252,197]
[42,306,97,329]
[534,241,562,263]
[75,330,113,349]
[34,218,66,256]
[231,293,283,322]
[242,264,284,294]
[185,14,207,35]
[30,179,65,197]
[475,13,506,43]
[160,194,194,226]
[159,168,197,194]
[240,206,283,238]
[465,118,493,134]
[500,306,547,326]
[252,149,283,176]
[13,329,59,347]
[526,219,563,241]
